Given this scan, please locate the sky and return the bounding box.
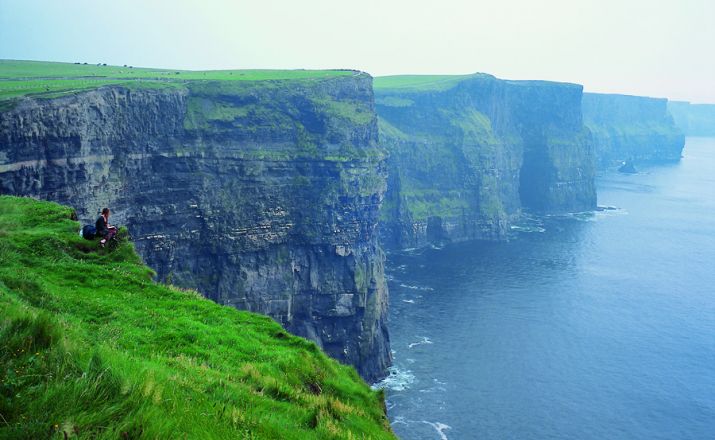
[1,0,713,102]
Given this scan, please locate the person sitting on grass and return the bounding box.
[96,207,117,247]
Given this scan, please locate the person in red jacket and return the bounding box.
[95,208,117,247]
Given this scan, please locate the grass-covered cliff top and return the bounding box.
[583,92,676,127]
[0,60,359,101]
[373,73,488,92]
[374,73,581,94]
[0,196,394,439]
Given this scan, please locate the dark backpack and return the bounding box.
[81,224,96,240]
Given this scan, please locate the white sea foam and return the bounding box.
[408,336,433,348]
[422,421,452,440]
[402,299,416,304]
[595,206,628,218]
[372,366,416,391]
[399,283,434,291]
[391,415,409,426]
[510,225,546,233]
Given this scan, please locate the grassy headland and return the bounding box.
[0,196,393,439]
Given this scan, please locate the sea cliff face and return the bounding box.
[0,75,391,381]
[668,101,715,136]
[583,93,685,167]
[375,75,596,249]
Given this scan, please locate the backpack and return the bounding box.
[81,224,97,240]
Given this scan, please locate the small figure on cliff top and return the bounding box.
[96,208,117,248]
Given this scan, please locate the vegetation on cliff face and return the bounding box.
[375,75,514,248]
[0,196,394,439]
[375,74,596,248]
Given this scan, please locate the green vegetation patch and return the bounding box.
[374,96,414,108]
[400,189,471,221]
[0,196,393,439]
[0,60,354,102]
[373,73,488,92]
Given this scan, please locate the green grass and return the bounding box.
[0,60,356,102]
[373,74,487,92]
[0,196,394,439]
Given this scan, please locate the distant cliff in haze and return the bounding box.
[668,101,715,136]
[583,93,685,167]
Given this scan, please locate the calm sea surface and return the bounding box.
[377,138,715,439]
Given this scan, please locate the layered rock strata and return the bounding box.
[0,75,390,381]
[375,74,597,248]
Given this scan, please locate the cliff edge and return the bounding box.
[0,60,390,381]
[0,196,394,439]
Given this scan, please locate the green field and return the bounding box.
[373,73,486,92]
[0,60,355,101]
[0,196,394,439]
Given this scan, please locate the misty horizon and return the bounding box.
[1,0,713,103]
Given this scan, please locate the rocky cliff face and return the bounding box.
[668,101,715,136]
[0,75,391,381]
[583,93,685,167]
[375,75,596,249]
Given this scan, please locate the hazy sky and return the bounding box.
[1,0,713,102]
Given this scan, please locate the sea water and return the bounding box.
[377,138,715,439]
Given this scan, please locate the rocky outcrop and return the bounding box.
[375,74,596,249]
[668,101,715,136]
[583,93,685,167]
[0,75,391,381]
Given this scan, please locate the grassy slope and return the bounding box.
[0,196,393,439]
[0,60,355,101]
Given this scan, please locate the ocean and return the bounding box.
[378,137,715,439]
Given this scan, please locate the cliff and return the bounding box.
[582,93,685,166]
[0,61,390,381]
[668,101,715,136]
[375,74,596,249]
[0,196,395,439]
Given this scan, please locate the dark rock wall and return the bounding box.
[583,93,685,166]
[376,75,596,249]
[0,76,391,381]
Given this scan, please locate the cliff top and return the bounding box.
[374,73,583,94]
[584,91,669,103]
[0,60,362,101]
[373,73,490,91]
[0,196,394,439]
